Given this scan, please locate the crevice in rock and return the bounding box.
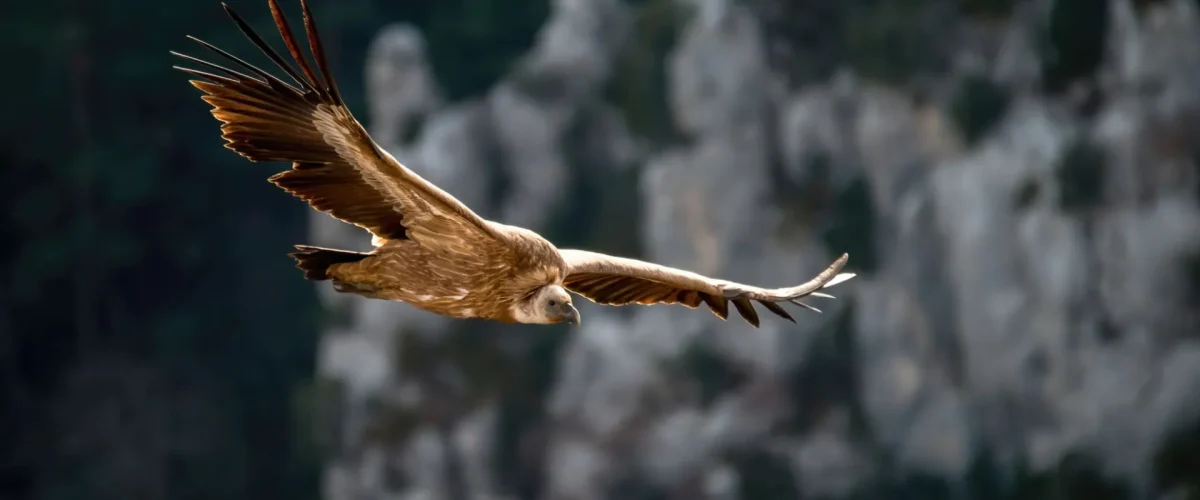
[961,0,1018,19]
[741,0,849,87]
[1040,0,1109,94]
[950,74,1012,146]
[843,0,958,84]
[867,449,1136,500]
[491,328,571,498]
[1056,138,1107,211]
[477,107,515,217]
[1013,178,1041,210]
[550,106,645,258]
[1132,0,1172,15]
[608,0,685,145]
[679,342,749,409]
[1193,149,1200,204]
[1182,251,1200,317]
[1153,416,1200,496]
[400,112,428,145]
[726,448,800,500]
[785,304,869,435]
[1010,452,1134,500]
[821,176,880,275]
[605,468,670,500]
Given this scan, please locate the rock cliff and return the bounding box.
[311,0,1200,498]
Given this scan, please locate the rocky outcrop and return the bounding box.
[313,0,1200,499]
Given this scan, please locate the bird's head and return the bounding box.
[521,285,580,325]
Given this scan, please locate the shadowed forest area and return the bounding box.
[0,1,545,498]
[2,0,1200,499]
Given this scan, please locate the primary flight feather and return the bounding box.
[172,0,857,327]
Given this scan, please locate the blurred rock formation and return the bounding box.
[312,0,1200,498]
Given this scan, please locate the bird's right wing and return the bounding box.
[560,250,855,327]
[173,0,503,253]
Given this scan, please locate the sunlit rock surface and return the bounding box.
[314,0,1200,498]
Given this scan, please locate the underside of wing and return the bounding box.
[560,249,856,328]
[172,0,502,249]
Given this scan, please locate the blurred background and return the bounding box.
[2,0,1200,498]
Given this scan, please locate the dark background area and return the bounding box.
[0,0,547,498]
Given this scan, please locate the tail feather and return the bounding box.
[289,245,369,280]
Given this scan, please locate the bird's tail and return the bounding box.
[289,245,369,280]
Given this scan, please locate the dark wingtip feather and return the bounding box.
[184,34,298,91]
[172,50,256,82]
[759,300,795,323]
[221,0,315,93]
[174,65,235,84]
[267,0,325,94]
[701,293,730,320]
[298,0,342,102]
[731,298,760,328]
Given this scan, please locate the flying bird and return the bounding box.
[172,0,856,327]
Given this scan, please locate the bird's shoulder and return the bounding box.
[487,222,566,282]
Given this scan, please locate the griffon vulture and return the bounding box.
[171,0,856,327]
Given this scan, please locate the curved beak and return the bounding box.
[565,304,581,325]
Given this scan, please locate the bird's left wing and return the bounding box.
[559,250,855,327]
[172,0,507,253]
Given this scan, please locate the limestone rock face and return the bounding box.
[314,0,1200,498]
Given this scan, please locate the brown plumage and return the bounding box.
[173,0,857,327]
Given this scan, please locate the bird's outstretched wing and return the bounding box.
[172,0,503,252]
[559,250,856,327]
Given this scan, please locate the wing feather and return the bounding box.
[560,250,855,327]
[173,0,503,249]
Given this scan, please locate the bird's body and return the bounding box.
[174,0,856,328]
[302,224,567,323]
